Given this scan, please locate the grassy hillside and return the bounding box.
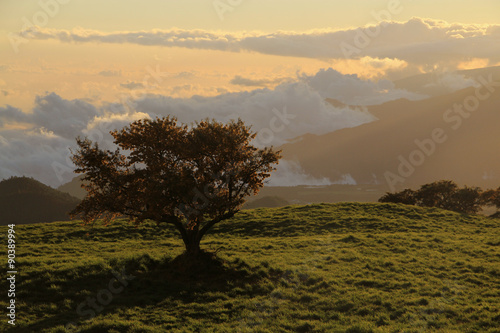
[1,203,499,332]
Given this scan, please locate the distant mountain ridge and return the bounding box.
[57,175,87,199]
[394,66,500,97]
[280,79,500,191]
[0,176,81,225]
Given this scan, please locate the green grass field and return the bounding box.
[1,202,499,332]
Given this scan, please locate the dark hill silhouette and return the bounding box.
[0,176,81,225]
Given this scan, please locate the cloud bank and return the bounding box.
[1,68,425,187]
[19,18,500,68]
[230,75,292,87]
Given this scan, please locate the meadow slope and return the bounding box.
[0,203,499,332]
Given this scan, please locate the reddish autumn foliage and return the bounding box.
[71,117,281,255]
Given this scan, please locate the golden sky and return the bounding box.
[1,0,500,110]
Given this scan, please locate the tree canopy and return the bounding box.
[70,117,281,255]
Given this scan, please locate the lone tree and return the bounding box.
[70,117,281,256]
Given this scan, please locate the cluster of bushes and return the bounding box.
[379,180,500,215]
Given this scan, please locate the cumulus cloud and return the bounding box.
[174,71,198,79]
[131,71,397,147]
[0,94,149,186]
[0,105,26,127]
[300,68,426,105]
[230,75,292,87]
[98,69,122,77]
[486,25,500,36]
[120,81,145,90]
[359,56,408,71]
[0,68,424,187]
[423,73,480,92]
[20,18,500,68]
[267,160,358,186]
[267,160,334,186]
[0,125,75,189]
[31,93,101,139]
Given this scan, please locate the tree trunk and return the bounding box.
[184,223,201,257]
[184,237,201,256]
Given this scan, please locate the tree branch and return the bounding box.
[197,211,235,243]
[161,215,188,247]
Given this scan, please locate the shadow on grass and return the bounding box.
[61,223,178,242]
[20,252,272,332]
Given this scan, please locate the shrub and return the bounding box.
[379,180,486,214]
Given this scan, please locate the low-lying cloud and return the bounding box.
[1,68,425,187]
[268,160,358,186]
[423,73,479,92]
